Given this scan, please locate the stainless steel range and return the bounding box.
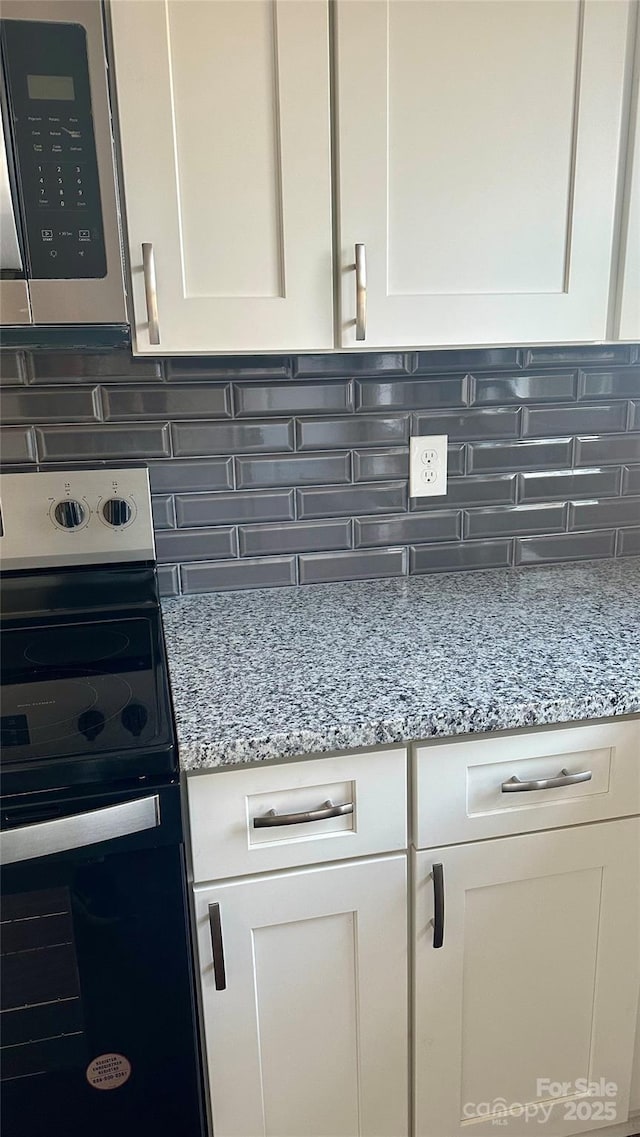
[0,467,205,1137]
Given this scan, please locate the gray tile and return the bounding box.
[472,373,576,405]
[156,526,237,562]
[297,481,407,520]
[468,438,573,473]
[31,351,161,382]
[0,427,36,464]
[36,423,170,460]
[295,353,408,377]
[630,402,640,429]
[168,355,290,380]
[353,448,409,482]
[518,467,621,503]
[464,502,566,539]
[234,381,352,417]
[412,474,517,511]
[578,368,640,399]
[622,466,640,495]
[515,530,616,566]
[157,564,180,598]
[239,520,351,557]
[181,556,296,593]
[299,547,406,585]
[172,419,294,457]
[151,494,175,530]
[297,415,408,450]
[569,497,640,531]
[525,346,633,367]
[617,528,640,556]
[415,348,520,373]
[0,351,26,384]
[576,434,640,466]
[149,458,233,494]
[102,384,231,420]
[236,452,351,489]
[410,538,513,574]
[176,489,294,528]
[1,386,99,424]
[355,510,461,548]
[522,402,628,438]
[355,377,467,411]
[447,444,466,476]
[413,407,520,441]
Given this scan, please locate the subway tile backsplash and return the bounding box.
[1,344,639,596]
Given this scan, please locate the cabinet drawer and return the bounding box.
[413,720,640,848]
[187,748,407,882]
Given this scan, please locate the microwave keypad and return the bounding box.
[1,19,108,280]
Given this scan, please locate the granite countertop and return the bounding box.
[161,557,640,770]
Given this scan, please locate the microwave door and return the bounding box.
[0,111,31,324]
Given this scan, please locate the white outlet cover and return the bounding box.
[409,434,448,498]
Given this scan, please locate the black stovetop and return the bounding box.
[0,565,177,797]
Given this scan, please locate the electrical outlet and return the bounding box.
[409,434,448,498]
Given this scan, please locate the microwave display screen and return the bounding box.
[27,73,75,101]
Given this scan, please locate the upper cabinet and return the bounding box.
[109,0,333,354]
[110,0,639,355]
[335,0,634,348]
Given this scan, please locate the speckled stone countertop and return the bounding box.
[161,558,640,770]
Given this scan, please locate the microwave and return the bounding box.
[0,0,126,327]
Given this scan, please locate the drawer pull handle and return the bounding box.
[253,799,354,828]
[208,903,227,991]
[432,863,444,949]
[501,768,593,793]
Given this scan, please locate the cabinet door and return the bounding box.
[631,995,640,1116]
[193,855,408,1137]
[110,0,333,354]
[335,0,634,348]
[414,819,640,1137]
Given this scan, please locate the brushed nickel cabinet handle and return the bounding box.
[253,799,354,828]
[208,903,227,991]
[142,242,160,345]
[432,863,444,949]
[501,768,593,793]
[355,242,367,341]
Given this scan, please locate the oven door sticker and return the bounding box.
[86,1053,131,1090]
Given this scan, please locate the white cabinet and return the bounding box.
[193,855,409,1137]
[335,0,635,348]
[413,818,640,1137]
[109,0,333,354]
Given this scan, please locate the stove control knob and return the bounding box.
[54,499,86,529]
[102,498,132,527]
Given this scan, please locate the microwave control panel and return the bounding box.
[1,18,107,280]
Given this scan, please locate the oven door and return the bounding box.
[0,782,205,1137]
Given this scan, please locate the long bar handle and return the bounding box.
[355,243,367,341]
[208,903,227,991]
[0,795,160,866]
[501,768,592,793]
[142,242,160,345]
[253,799,353,829]
[432,863,444,949]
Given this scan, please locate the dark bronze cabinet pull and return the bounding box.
[432,863,444,949]
[208,903,226,990]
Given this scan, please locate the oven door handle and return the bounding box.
[0,795,161,866]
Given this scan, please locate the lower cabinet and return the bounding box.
[413,818,640,1137]
[193,854,408,1137]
